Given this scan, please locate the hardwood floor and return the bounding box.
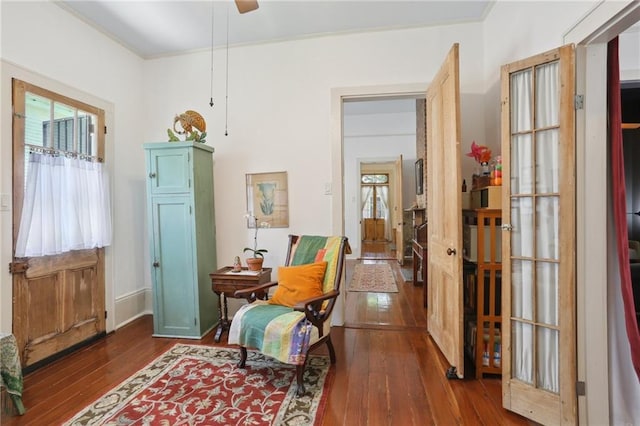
[2,241,530,425]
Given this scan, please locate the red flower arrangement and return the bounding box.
[466,141,492,164]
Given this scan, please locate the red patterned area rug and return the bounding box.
[348,263,398,293]
[63,344,332,426]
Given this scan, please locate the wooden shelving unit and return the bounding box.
[462,208,502,378]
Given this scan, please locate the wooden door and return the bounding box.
[426,44,464,378]
[501,45,577,424]
[11,79,106,368]
[395,155,405,264]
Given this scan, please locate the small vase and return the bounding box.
[480,161,490,176]
[246,257,264,271]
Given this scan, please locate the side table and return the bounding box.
[209,267,272,343]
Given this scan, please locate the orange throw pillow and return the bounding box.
[269,261,328,307]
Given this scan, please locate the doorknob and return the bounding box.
[153,261,160,267]
[447,248,457,256]
[149,172,156,178]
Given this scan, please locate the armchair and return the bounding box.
[228,234,350,396]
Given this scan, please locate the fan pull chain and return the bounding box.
[225,6,230,136]
[209,1,214,108]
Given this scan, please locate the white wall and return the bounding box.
[143,22,486,284]
[481,1,597,158]
[0,0,145,331]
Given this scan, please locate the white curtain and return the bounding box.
[378,185,390,240]
[361,186,373,216]
[15,153,112,257]
[510,62,559,393]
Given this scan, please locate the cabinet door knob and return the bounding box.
[447,248,457,256]
[149,172,156,178]
[153,261,160,267]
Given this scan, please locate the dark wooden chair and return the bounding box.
[228,234,350,396]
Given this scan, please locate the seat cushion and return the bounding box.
[228,300,322,365]
[269,261,327,307]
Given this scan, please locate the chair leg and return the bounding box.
[296,363,306,396]
[237,346,247,368]
[326,336,336,364]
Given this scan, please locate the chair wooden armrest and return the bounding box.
[234,281,278,302]
[293,290,340,334]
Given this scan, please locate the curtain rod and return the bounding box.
[26,145,103,163]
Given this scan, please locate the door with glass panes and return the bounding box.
[11,79,107,368]
[501,45,577,425]
[362,173,389,242]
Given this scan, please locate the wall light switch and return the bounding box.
[324,183,332,195]
[0,194,10,212]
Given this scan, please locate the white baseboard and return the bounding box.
[114,288,152,329]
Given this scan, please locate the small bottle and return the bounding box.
[461,179,467,192]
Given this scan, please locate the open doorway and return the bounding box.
[341,96,426,328]
[342,98,419,259]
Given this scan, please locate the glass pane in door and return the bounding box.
[509,57,562,396]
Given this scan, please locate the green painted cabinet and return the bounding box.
[144,142,218,338]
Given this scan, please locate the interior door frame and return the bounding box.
[564,2,640,423]
[329,84,426,326]
[2,62,116,333]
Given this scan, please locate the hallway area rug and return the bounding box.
[63,344,332,426]
[348,263,398,293]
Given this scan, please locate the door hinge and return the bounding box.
[104,125,107,134]
[8,261,28,274]
[189,178,191,188]
[189,205,192,215]
[194,318,197,326]
[574,95,584,110]
[576,381,586,396]
[105,310,108,319]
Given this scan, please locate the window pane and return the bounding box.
[511,197,533,258]
[52,102,75,152]
[361,174,388,184]
[78,110,96,156]
[536,261,558,326]
[512,321,533,384]
[535,129,559,194]
[510,69,532,132]
[536,326,559,393]
[25,92,50,148]
[511,259,533,321]
[535,61,559,128]
[536,196,559,260]
[511,133,533,194]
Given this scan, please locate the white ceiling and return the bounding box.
[57,0,492,59]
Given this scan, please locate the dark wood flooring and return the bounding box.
[2,241,530,425]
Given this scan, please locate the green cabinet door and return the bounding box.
[150,195,197,336]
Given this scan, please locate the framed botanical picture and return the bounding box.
[246,171,289,228]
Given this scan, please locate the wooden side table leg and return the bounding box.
[214,292,224,343]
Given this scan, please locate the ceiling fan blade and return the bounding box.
[235,0,259,14]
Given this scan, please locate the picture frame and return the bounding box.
[246,171,289,228]
[415,159,424,195]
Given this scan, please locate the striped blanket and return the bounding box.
[228,236,341,365]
